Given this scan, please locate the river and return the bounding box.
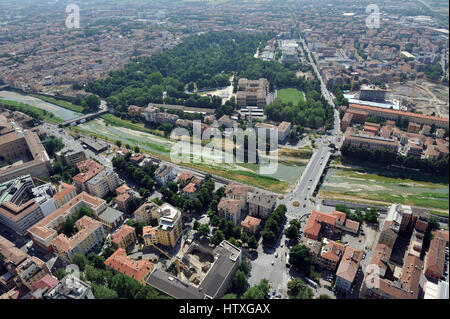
[78,118,305,184]
[0,90,81,120]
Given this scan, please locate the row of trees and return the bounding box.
[261,205,287,246]
[335,204,379,224]
[341,144,449,176]
[222,278,270,299]
[284,219,301,242]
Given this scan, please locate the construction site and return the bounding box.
[145,240,242,299]
[389,79,449,118]
[146,239,217,286]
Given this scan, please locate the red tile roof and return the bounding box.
[304,210,337,239]
[32,274,59,292]
[178,171,194,183]
[331,210,346,223]
[115,184,131,195]
[105,248,153,283]
[336,246,363,283]
[241,215,262,228]
[72,159,104,184]
[183,182,197,194]
[425,236,446,278]
[111,225,136,246]
[53,183,76,202]
[349,104,449,124]
[320,240,345,263]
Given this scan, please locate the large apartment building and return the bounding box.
[55,147,86,167]
[142,203,182,248]
[0,122,50,183]
[105,248,153,284]
[154,164,176,186]
[218,197,242,225]
[317,239,346,271]
[156,204,182,248]
[236,78,269,107]
[51,215,106,262]
[72,159,120,198]
[343,127,399,152]
[0,175,45,235]
[28,192,107,250]
[424,236,446,280]
[335,246,363,293]
[133,201,160,224]
[254,121,292,143]
[53,183,77,209]
[247,190,277,220]
[348,104,449,129]
[111,224,137,250]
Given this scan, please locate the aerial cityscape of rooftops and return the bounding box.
[0,0,449,302]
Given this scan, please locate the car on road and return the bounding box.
[275,253,278,258]
[271,261,274,265]
[303,203,306,208]
[320,161,323,165]
[307,186,311,190]
[362,253,366,259]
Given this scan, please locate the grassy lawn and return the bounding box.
[184,162,289,193]
[0,99,63,124]
[30,94,84,113]
[277,88,304,105]
[320,165,449,212]
[101,114,166,137]
[279,147,313,159]
[338,158,449,184]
